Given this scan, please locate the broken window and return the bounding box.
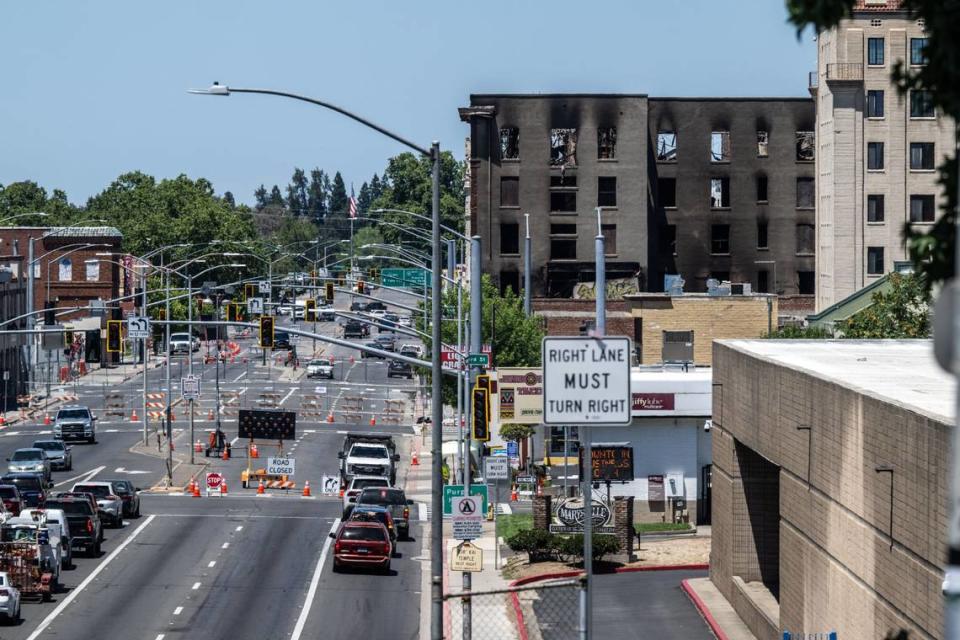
[796,223,815,254]
[500,177,519,207]
[756,131,769,157]
[500,127,520,160]
[795,131,815,161]
[500,223,520,254]
[550,175,577,188]
[598,177,617,207]
[658,178,677,208]
[550,128,578,166]
[757,221,769,249]
[756,175,768,202]
[550,223,578,260]
[711,224,730,254]
[710,131,730,162]
[710,177,730,208]
[598,128,617,159]
[657,132,677,161]
[601,224,617,255]
[797,271,815,295]
[550,191,577,212]
[662,224,677,256]
[796,177,815,209]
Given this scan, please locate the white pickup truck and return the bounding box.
[340,443,398,485]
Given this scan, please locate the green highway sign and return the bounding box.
[442,484,488,516]
[466,353,490,367]
[382,267,427,288]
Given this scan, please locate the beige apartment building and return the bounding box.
[812,0,955,312]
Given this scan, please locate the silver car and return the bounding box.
[53,405,97,443]
[7,449,51,482]
[0,571,21,623]
[72,482,123,528]
[33,440,72,471]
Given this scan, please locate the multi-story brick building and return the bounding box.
[812,0,955,311]
[459,94,816,312]
[710,339,950,639]
[0,256,27,412]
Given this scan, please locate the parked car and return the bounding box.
[361,343,385,359]
[0,486,23,517]
[53,405,97,443]
[7,449,51,482]
[355,487,413,540]
[169,332,200,354]
[71,482,123,528]
[0,474,47,508]
[348,505,398,545]
[330,520,392,573]
[387,360,414,380]
[20,508,72,569]
[341,476,391,514]
[0,571,21,624]
[32,439,72,471]
[306,359,334,379]
[106,479,141,518]
[43,496,102,557]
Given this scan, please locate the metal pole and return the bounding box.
[141,264,149,445]
[456,243,464,485]
[26,239,34,392]
[523,213,531,315]
[944,138,960,638]
[462,235,482,639]
[188,274,195,465]
[430,141,444,640]
[164,267,173,486]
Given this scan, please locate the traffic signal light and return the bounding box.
[305,298,317,322]
[227,303,238,322]
[106,320,123,353]
[44,302,56,326]
[325,282,334,303]
[259,316,275,349]
[357,280,365,295]
[472,385,490,442]
[244,283,256,301]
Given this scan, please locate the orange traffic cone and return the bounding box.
[339,487,345,498]
[257,479,265,495]
[536,482,543,497]
[327,413,335,424]
[192,480,201,498]
[302,481,311,497]
[220,480,228,496]
[44,413,51,426]
[221,446,230,461]
[0,415,5,427]
[349,356,355,364]
[207,408,214,420]
[131,409,138,422]
[250,444,259,459]
[194,440,202,453]
[411,451,419,466]
[370,416,376,426]
[510,484,518,502]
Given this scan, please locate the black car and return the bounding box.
[349,301,368,312]
[387,360,414,379]
[1,473,48,508]
[44,496,102,557]
[361,342,386,359]
[365,301,387,312]
[273,330,292,350]
[106,479,141,518]
[344,321,365,339]
[379,314,399,333]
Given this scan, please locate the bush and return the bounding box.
[506,529,554,562]
[554,534,621,562]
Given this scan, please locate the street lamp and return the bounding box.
[0,212,48,225]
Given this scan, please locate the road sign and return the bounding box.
[205,472,224,491]
[507,441,519,459]
[484,457,510,481]
[442,484,488,516]
[381,267,427,288]
[450,542,483,572]
[542,336,632,425]
[321,475,339,495]
[247,297,264,315]
[466,353,490,367]
[258,280,271,295]
[452,495,483,540]
[266,457,295,476]
[127,316,150,339]
[181,375,200,400]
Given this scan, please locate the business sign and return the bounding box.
[442,484,488,516]
[648,475,665,502]
[549,496,614,534]
[452,495,484,540]
[579,445,635,482]
[127,316,150,339]
[266,457,295,476]
[450,542,483,572]
[542,337,632,425]
[181,375,200,400]
[238,409,297,440]
[441,345,492,371]
[484,457,510,481]
[631,393,675,412]
[497,367,543,425]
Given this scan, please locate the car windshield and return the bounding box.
[352,510,390,526]
[74,485,110,498]
[5,477,41,491]
[359,488,406,505]
[351,446,387,459]
[308,360,325,367]
[0,487,18,499]
[33,441,64,452]
[353,478,389,490]
[1,528,38,543]
[341,526,386,541]
[11,450,42,461]
[171,333,190,341]
[45,500,91,515]
[57,409,89,420]
[110,482,132,495]
[275,332,289,340]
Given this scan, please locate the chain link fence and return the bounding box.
[444,579,581,640]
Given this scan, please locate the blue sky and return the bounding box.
[0,0,815,206]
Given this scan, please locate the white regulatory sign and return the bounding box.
[321,475,339,495]
[247,297,264,315]
[258,280,271,295]
[180,375,200,400]
[267,457,295,476]
[542,336,632,425]
[451,495,483,541]
[484,457,510,481]
[127,316,150,339]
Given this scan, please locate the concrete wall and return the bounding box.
[710,340,947,640]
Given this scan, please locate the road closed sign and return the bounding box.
[267,457,295,476]
[542,336,632,425]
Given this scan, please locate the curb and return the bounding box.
[681,578,729,640]
[614,563,709,574]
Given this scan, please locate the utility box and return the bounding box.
[662,330,694,363]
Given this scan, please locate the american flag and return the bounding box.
[348,196,358,219]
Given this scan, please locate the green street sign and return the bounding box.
[442,484,488,515]
[466,353,490,367]
[382,267,428,288]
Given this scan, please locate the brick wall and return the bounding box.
[533,298,633,339]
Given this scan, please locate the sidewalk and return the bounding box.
[682,577,758,640]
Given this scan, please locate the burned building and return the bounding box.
[460,94,815,311]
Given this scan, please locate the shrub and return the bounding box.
[506,528,554,562]
[553,534,621,562]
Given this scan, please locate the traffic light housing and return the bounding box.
[304,298,317,322]
[325,282,334,303]
[471,385,490,442]
[244,283,256,301]
[259,316,275,349]
[357,280,365,295]
[227,303,238,322]
[106,320,123,353]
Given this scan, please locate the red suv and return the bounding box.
[330,521,392,573]
[0,485,23,516]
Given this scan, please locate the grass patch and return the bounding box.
[635,522,692,533]
[496,513,534,540]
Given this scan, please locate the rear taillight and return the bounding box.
[86,518,93,533]
[403,507,409,519]
[334,541,341,554]
[382,542,391,553]
[0,588,8,597]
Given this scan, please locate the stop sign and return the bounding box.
[205,472,224,491]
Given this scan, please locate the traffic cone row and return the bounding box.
[302,481,311,497]
[190,479,201,498]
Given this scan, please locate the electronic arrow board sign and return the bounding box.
[238,409,296,441]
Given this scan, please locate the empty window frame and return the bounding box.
[711,224,731,254]
[757,270,770,293]
[662,224,677,256]
[796,177,815,209]
[909,195,936,223]
[500,127,520,160]
[601,224,617,255]
[867,90,885,118]
[868,37,885,65]
[597,177,617,207]
[500,223,520,255]
[710,178,730,208]
[756,131,769,157]
[868,142,885,170]
[756,175,768,202]
[658,178,677,208]
[597,128,617,159]
[867,246,885,275]
[795,131,815,161]
[910,37,929,65]
[910,142,935,170]
[550,191,577,212]
[796,223,815,255]
[657,132,677,161]
[710,131,730,162]
[550,128,577,166]
[797,271,815,295]
[710,271,730,284]
[500,176,519,207]
[550,175,577,188]
[910,90,935,118]
[550,224,577,260]
[867,194,885,222]
[757,221,769,249]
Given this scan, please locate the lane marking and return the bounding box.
[232,371,247,382]
[208,561,216,568]
[192,582,201,590]
[25,514,157,640]
[230,436,239,445]
[279,387,296,406]
[290,517,340,640]
[156,635,165,640]
[235,525,243,532]
[54,465,106,488]
[173,606,183,616]
[222,542,230,549]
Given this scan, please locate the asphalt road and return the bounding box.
[0,286,426,639]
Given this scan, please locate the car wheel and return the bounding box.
[135,504,141,518]
[93,540,101,557]
[332,559,341,573]
[88,436,96,444]
[13,603,20,624]
[383,560,391,574]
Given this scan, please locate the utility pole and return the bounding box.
[523,213,531,316]
[462,234,482,639]
[164,266,173,486]
[187,273,195,465]
[26,238,34,397]
[141,263,149,446]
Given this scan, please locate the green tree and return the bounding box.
[0,181,74,224]
[307,168,327,221]
[222,191,236,208]
[328,172,349,216]
[369,173,383,202]
[766,325,834,339]
[269,185,284,206]
[787,0,958,291]
[287,168,308,214]
[837,273,931,338]
[356,181,371,215]
[254,185,268,209]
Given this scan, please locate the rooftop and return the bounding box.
[721,340,954,425]
[42,226,122,239]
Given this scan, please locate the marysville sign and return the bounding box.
[550,496,615,534]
